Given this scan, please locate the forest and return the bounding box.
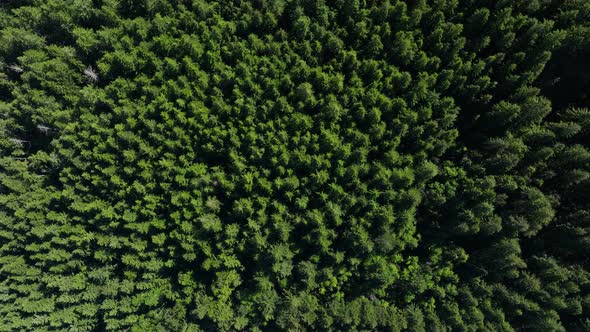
[1,0,590,330]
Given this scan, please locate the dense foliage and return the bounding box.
[1,0,589,330]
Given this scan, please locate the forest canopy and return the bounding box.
[1,0,590,331]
